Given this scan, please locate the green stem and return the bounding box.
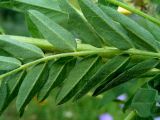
[1,35,160,80]
[0,47,160,80]
[6,35,160,58]
[0,49,119,80]
[124,49,160,58]
[124,111,137,120]
[106,0,160,26]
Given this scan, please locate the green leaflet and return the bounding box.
[25,16,44,38]
[131,88,158,117]
[0,81,9,114]
[7,71,26,103]
[17,0,68,38]
[96,58,159,94]
[0,56,21,71]
[28,10,77,51]
[74,55,130,100]
[133,15,160,42]
[58,0,103,47]
[78,0,133,49]
[59,56,103,104]
[100,6,160,52]
[26,9,68,38]
[127,30,150,51]
[16,63,47,115]
[37,57,76,102]
[0,71,25,113]
[0,35,44,61]
[56,55,101,104]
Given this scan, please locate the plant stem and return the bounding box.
[0,49,120,80]
[1,35,160,80]
[125,111,137,120]
[6,35,160,58]
[106,0,160,26]
[124,49,160,58]
[0,47,160,80]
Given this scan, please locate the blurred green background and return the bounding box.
[0,9,29,36]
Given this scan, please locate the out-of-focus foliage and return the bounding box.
[126,0,160,18]
[0,9,29,36]
[0,91,128,120]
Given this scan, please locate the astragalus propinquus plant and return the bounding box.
[0,0,160,119]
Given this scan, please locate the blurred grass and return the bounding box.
[0,91,127,120]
